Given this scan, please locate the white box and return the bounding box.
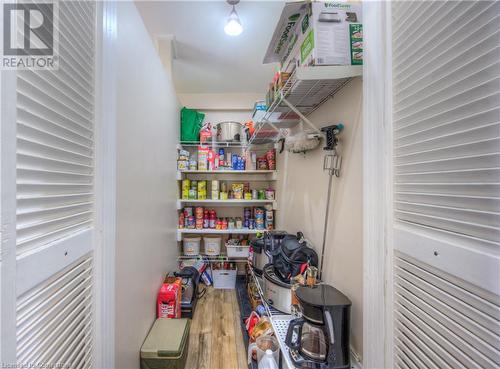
[264,1,363,69]
[226,244,250,258]
[212,268,237,289]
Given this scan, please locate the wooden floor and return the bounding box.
[185,287,248,369]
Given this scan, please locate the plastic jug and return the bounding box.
[247,335,279,365]
[258,350,279,369]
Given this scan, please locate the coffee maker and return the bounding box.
[285,284,351,369]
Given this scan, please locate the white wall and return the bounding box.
[115,3,180,368]
[276,77,363,358]
[177,93,263,111]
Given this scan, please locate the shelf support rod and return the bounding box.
[282,98,323,136]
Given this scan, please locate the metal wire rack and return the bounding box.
[249,66,362,145]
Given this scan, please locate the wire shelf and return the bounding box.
[249,66,362,145]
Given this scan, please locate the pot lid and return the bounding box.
[263,264,290,289]
[296,284,351,308]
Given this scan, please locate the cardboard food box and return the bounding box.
[264,1,363,70]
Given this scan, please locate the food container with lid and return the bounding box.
[140,318,190,369]
[203,235,221,255]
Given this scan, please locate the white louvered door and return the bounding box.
[391,1,500,368]
[2,1,97,367]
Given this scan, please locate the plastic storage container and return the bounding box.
[212,267,237,289]
[183,236,201,256]
[226,244,250,258]
[203,236,221,255]
[140,318,191,369]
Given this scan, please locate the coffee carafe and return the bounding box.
[285,284,351,369]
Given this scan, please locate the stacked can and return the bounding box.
[197,180,207,200]
[243,207,252,228]
[232,154,238,170]
[184,207,195,229]
[195,206,204,230]
[181,179,190,200]
[266,149,276,170]
[189,180,198,200]
[255,208,265,230]
[265,204,274,230]
[218,148,225,166]
[211,180,219,200]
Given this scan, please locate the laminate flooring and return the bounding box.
[185,287,248,369]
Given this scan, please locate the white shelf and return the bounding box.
[176,170,278,180]
[250,65,362,144]
[177,199,277,209]
[177,228,266,241]
[181,170,275,174]
[178,254,248,261]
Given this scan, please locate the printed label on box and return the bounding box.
[350,23,363,65]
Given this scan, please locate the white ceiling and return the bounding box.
[135,1,283,94]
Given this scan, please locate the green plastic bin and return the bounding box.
[140,319,191,369]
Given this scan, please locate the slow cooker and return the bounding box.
[251,238,270,275]
[263,263,291,314]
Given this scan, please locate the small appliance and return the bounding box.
[251,238,269,275]
[174,266,205,318]
[251,232,287,275]
[285,284,351,369]
[263,263,291,314]
[264,231,288,256]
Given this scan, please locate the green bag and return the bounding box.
[180,107,204,142]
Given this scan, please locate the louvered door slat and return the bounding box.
[14,2,96,367]
[19,72,93,120]
[394,254,500,368]
[16,256,93,367]
[392,2,500,367]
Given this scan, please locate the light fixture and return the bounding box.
[224,0,243,36]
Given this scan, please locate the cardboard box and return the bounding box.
[264,1,363,69]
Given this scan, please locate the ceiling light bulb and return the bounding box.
[224,7,243,36]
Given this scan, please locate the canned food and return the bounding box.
[196,218,203,230]
[211,190,219,200]
[183,207,193,217]
[195,207,204,219]
[182,179,191,191]
[265,189,275,200]
[187,216,195,229]
[211,180,219,191]
[188,189,197,200]
[236,218,243,229]
[182,189,189,200]
[258,190,266,200]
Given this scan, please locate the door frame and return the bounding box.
[93,2,117,369]
[362,1,394,368]
[0,69,18,367]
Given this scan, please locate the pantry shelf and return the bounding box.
[177,199,277,209]
[176,170,278,180]
[250,65,362,145]
[177,254,248,261]
[177,228,267,241]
